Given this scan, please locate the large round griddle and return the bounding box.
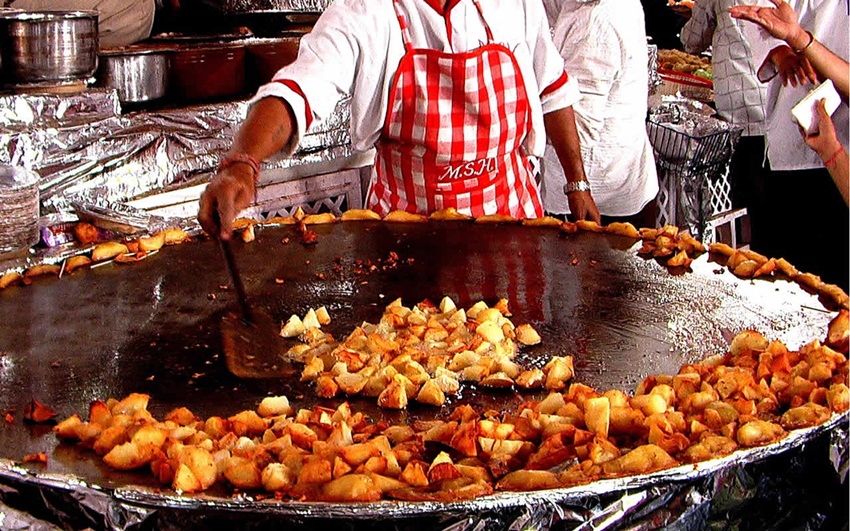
[0,221,839,509]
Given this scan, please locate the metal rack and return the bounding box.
[647,107,742,241]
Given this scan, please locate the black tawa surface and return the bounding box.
[0,221,837,490]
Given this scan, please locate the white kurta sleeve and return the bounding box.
[249,0,375,156]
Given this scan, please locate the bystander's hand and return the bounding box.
[728,0,802,43]
[801,99,843,160]
[770,45,818,87]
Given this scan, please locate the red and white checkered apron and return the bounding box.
[366,0,543,218]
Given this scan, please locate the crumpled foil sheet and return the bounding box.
[0,89,121,131]
[0,165,40,254]
[0,415,845,530]
[647,45,661,95]
[215,0,333,13]
[0,90,354,217]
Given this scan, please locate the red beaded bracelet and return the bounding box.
[824,145,845,169]
[218,153,261,183]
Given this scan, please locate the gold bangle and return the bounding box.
[793,30,814,54]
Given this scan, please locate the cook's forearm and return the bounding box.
[230,97,297,161]
[543,106,587,183]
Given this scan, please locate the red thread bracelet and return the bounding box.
[824,145,845,169]
[218,153,261,183]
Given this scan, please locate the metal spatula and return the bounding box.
[219,239,298,378]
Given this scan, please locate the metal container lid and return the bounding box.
[0,9,98,20]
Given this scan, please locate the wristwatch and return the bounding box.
[564,180,591,194]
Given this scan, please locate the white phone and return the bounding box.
[791,79,842,134]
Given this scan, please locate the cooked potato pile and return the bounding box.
[286,297,566,409]
[52,309,848,502]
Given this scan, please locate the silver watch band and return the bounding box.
[564,180,591,194]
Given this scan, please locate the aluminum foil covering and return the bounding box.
[214,0,333,13]
[0,89,120,131]
[0,165,39,255]
[0,414,845,529]
[0,90,354,219]
[647,44,662,95]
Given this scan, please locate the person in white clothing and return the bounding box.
[680,0,769,250]
[730,0,848,205]
[539,0,659,225]
[199,0,600,240]
[733,0,848,289]
[8,0,157,48]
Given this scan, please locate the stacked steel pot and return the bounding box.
[0,10,98,91]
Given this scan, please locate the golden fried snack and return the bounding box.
[232,218,257,230]
[64,255,92,274]
[474,213,517,224]
[302,213,338,225]
[601,444,678,476]
[606,221,641,239]
[74,222,100,245]
[736,420,786,447]
[384,210,427,223]
[0,271,23,289]
[780,402,831,429]
[24,264,61,278]
[91,241,130,262]
[429,207,473,221]
[162,228,190,245]
[521,216,563,228]
[495,469,560,491]
[575,220,604,232]
[560,221,578,234]
[262,216,298,225]
[137,232,166,252]
[241,224,256,243]
[680,435,738,463]
[708,242,736,257]
[826,309,849,353]
[667,250,693,269]
[819,284,850,309]
[341,209,382,221]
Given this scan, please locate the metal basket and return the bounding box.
[646,107,741,177]
[647,106,742,240]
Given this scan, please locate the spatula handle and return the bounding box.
[219,239,253,323]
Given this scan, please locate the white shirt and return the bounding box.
[539,0,659,217]
[680,0,768,137]
[743,0,849,171]
[252,0,581,161]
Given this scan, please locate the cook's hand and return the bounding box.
[198,165,256,241]
[567,191,601,224]
[801,99,842,160]
[728,0,800,43]
[771,46,818,87]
